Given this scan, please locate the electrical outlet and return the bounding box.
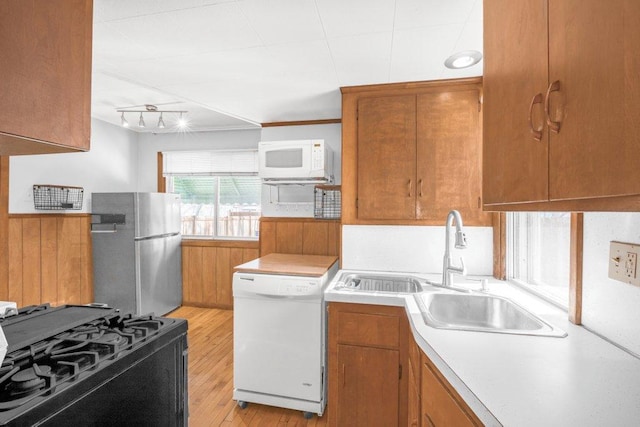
[609,241,640,286]
[626,252,637,278]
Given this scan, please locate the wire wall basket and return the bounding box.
[33,185,84,210]
[314,185,341,219]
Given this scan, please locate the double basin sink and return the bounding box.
[333,273,566,338]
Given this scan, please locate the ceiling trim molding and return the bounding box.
[261,118,341,128]
[340,77,483,94]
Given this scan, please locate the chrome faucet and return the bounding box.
[441,210,467,288]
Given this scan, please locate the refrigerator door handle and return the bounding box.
[90,223,118,233]
[134,232,181,241]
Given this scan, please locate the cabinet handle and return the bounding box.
[342,364,345,387]
[544,80,562,133]
[418,179,423,197]
[528,93,544,141]
[407,179,412,197]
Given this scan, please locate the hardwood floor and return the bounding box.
[169,306,328,427]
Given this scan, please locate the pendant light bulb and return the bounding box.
[121,112,129,127]
[158,113,166,129]
[177,112,187,129]
[138,112,146,128]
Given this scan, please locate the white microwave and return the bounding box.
[258,139,333,183]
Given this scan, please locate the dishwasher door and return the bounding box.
[233,277,324,410]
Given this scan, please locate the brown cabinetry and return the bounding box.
[408,337,421,427]
[328,302,408,426]
[181,240,259,309]
[483,0,640,210]
[0,0,93,155]
[421,355,481,427]
[328,302,483,426]
[342,79,491,225]
[259,217,340,257]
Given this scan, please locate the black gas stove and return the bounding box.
[0,304,188,426]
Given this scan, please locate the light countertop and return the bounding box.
[325,270,640,426]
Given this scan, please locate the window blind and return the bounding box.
[163,149,259,176]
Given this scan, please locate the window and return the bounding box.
[163,150,261,239]
[507,212,570,307]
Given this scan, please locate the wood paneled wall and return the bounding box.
[6,214,93,307]
[181,240,259,309]
[259,217,340,257]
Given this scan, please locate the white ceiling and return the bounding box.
[92,0,483,133]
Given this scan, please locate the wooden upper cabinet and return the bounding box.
[483,0,640,210]
[0,0,93,155]
[342,78,491,226]
[548,0,639,200]
[417,89,489,225]
[483,0,549,205]
[357,95,417,220]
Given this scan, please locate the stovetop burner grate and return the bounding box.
[0,310,171,411]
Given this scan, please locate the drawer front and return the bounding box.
[336,311,400,348]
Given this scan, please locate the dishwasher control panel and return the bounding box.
[233,273,325,298]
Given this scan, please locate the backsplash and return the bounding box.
[582,212,640,356]
[342,225,493,275]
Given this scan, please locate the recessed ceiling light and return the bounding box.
[444,50,483,69]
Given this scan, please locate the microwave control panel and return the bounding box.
[312,142,324,170]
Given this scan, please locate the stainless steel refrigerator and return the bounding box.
[91,192,182,316]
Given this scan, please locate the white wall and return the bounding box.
[9,119,138,213]
[582,212,640,355]
[342,225,494,275]
[136,128,262,192]
[260,123,341,217]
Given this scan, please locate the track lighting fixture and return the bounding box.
[116,104,188,130]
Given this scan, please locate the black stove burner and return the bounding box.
[0,310,170,411]
[8,365,52,398]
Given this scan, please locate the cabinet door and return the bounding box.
[337,344,399,427]
[421,358,478,427]
[0,0,92,153]
[483,0,549,205]
[548,0,640,200]
[357,95,417,220]
[408,356,420,427]
[417,89,490,225]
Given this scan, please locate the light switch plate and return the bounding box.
[608,241,640,286]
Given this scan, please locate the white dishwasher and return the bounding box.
[232,254,339,418]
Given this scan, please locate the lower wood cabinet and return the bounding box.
[408,337,421,427]
[328,302,408,426]
[259,217,340,257]
[328,302,482,427]
[421,352,482,427]
[336,344,399,426]
[181,240,259,309]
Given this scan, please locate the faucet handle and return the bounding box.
[459,257,467,276]
[449,257,467,275]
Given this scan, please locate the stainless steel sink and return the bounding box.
[334,273,423,293]
[415,292,566,337]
